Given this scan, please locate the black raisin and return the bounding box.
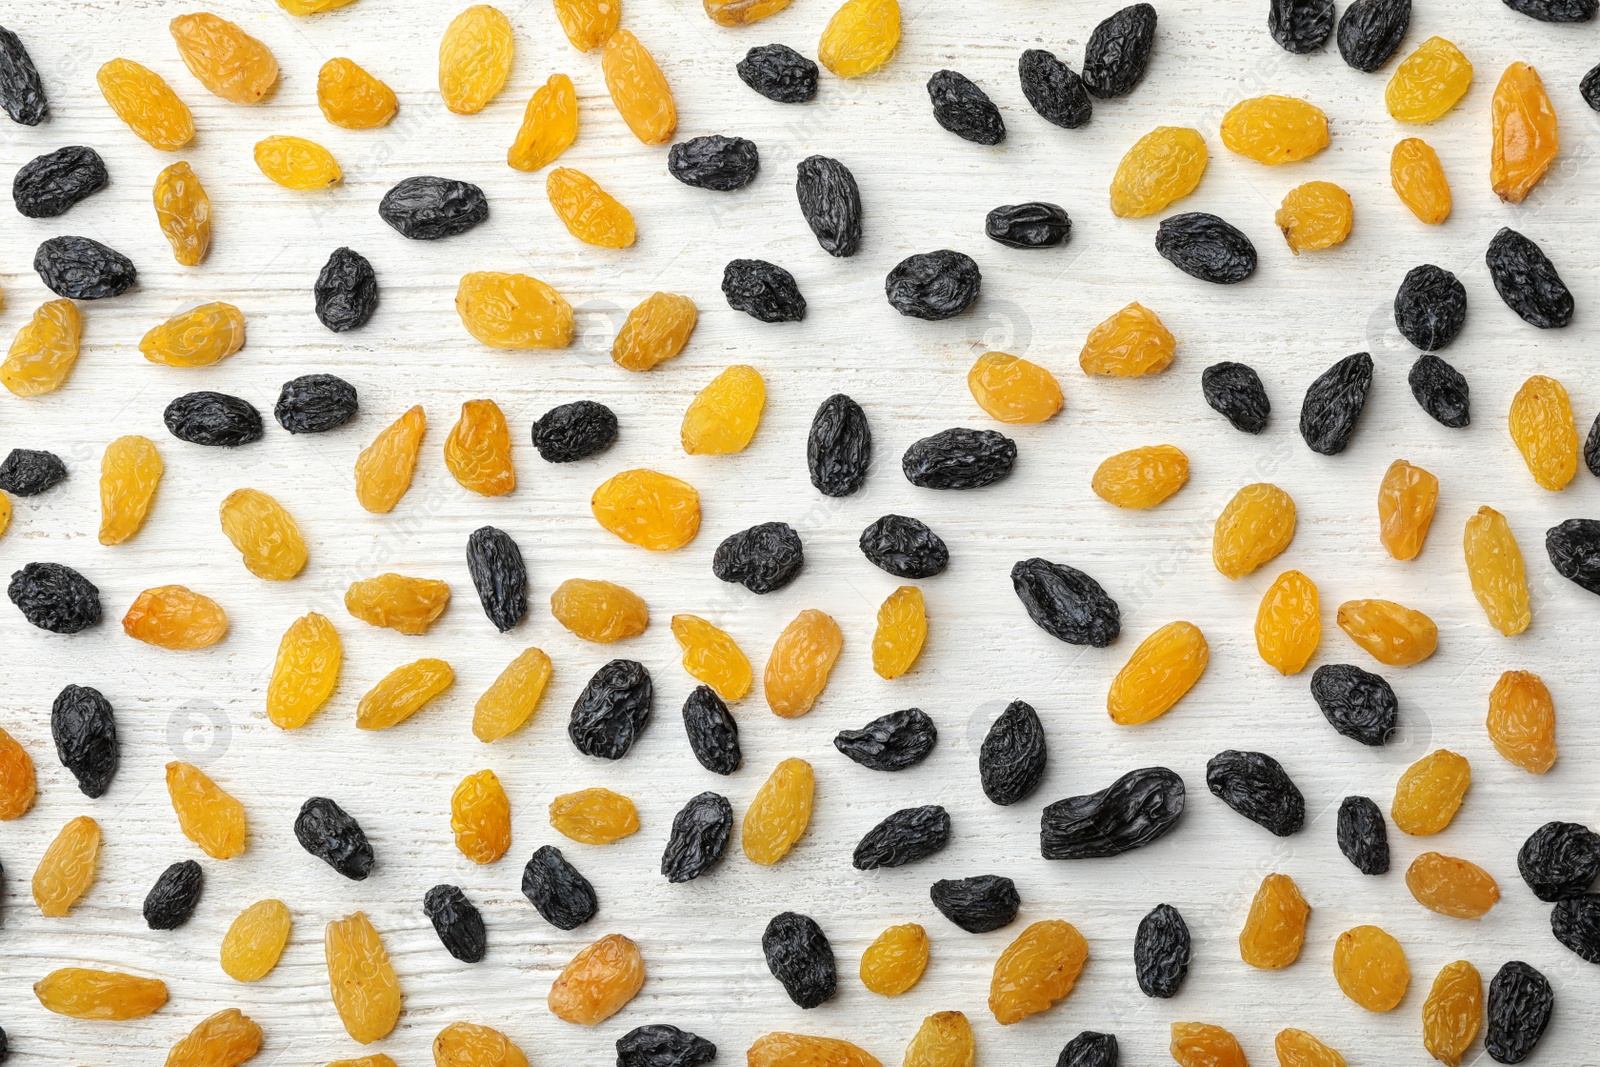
[1583,62,1600,112]
[51,684,117,798]
[0,26,47,125]
[808,393,871,497]
[1310,663,1398,746]
[852,805,951,870]
[902,427,1015,489]
[1518,821,1600,901]
[833,707,937,772]
[532,400,617,463]
[1134,903,1189,999]
[681,686,740,776]
[985,202,1071,249]
[1057,1032,1118,1067]
[1393,264,1466,351]
[859,514,947,578]
[1545,518,1600,596]
[0,449,66,496]
[423,884,486,963]
[1408,354,1470,429]
[464,526,526,632]
[1505,0,1596,20]
[980,699,1046,806]
[929,874,1020,933]
[762,911,835,1009]
[722,258,805,322]
[1018,49,1091,128]
[737,43,817,103]
[8,562,100,635]
[1205,750,1305,837]
[521,844,598,929]
[0,1024,9,1065]
[274,374,358,434]
[1082,3,1158,98]
[378,176,488,240]
[313,247,378,333]
[795,155,861,257]
[1337,0,1409,72]
[1486,227,1573,329]
[885,250,981,320]
[13,146,107,219]
[142,860,202,931]
[1336,795,1391,875]
[668,135,760,192]
[1551,895,1600,963]
[569,659,652,760]
[164,392,264,447]
[1485,961,1553,1065]
[1299,351,1373,455]
[1268,0,1334,53]
[1201,361,1271,433]
[294,796,373,880]
[712,522,803,594]
[1155,212,1257,284]
[33,235,136,299]
[1041,767,1186,859]
[1011,557,1121,647]
[618,1026,717,1067]
[1586,410,1600,476]
[927,69,1005,145]
[660,791,733,883]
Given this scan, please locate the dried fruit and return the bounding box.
[853,805,949,869]
[0,448,65,495]
[508,74,578,171]
[985,202,1072,248]
[1276,180,1352,253]
[1333,925,1409,1012]
[673,616,751,702]
[1407,852,1500,918]
[859,923,928,995]
[439,5,512,114]
[522,845,598,929]
[1547,518,1600,595]
[1155,212,1257,284]
[384,177,490,240]
[275,374,358,434]
[795,155,860,255]
[1486,670,1556,773]
[1269,0,1335,53]
[318,57,396,128]
[1336,598,1438,666]
[681,686,741,774]
[124,586,228,649]
[220,899,291,981]
[9,561,100,634]
[167,760,247,859]
[326,912,401,1043]
[738,44,818,103]
[1240,873,1310,969]
[1423,960,1482,1066]
[1585,63,1600,111]
[1221,95,1329,164]
[13,145,106,218]
[296,797,373,879]
[1254,569,1320,675]
[1109,127,1206,219]
[424,886,487,963]
[927,69,1004,145]
[1491,63,1558,204]
[603,29,676,144]
[1059,1032,1119,1067]
[33,815,99,916]
[34,235,136,299]
[817,0,901,78]
[265,614,342,730]
[34,968,168,1019]
[465,526,526,632]
[713,523,802,595]
[1207,749,1305,836]
[434,1022,527,1067]
[1485,961,1552,1063]
[451,769,511,864]
[1509,375,1577,489]
[0,726,36,820]
[743,757,814,865]
[1338,796,1390,875]
[683,366,766,454]
[4,298,81,397]
[1107,621,1208,725]
[661,790,732,882]
[1392,137,1452,223]
[314,248,378,333]
[1299,352,1373,455]
[859,515,946,578]
[170,13,277,102]
[1313,664,1399,746]
[871,586,926,680]
[765,609,843,716]
[473,647,551,742]
[670,135,761,192]
[357,658,455,729]
[1507,0,1598,19]
[139,302,245,369]
[1017,49,1090,128]
[1394,265,1466,351]
[1387,36,1472,122]
[1518,821,1600,901]
[346,573,450,635]
[1012,557,1120,646]
[164,392,264,447]
[885,250,981,320]
[1091,445,1188,508]
[837,707,936,773]
[1409,355,1469,428]
[1082,3,1157,97]
[1274,1030,1346,1067]
[617,1026,716,1067]
[1041,766,1185,859]
[904,1012,974,1067]
[547,933,645,1025]
[591,469,701,550]
[967,353,1063,424]
[1392,749,1471,835]
[166,1009,262,1067]
[534,400,617,459]
[144,859,203,930]
[989,919,1087,1024]
[809,394,871,495]
[1202,362,1270,432]
[762,911,837,1009]
[1214,483,1296,579]
[0,27,47,124]
[51,683,117,797]
[547,167,636,248]
[551,579,648,643]
[98,59,193,150]
[1551,895,1600,963]
[930,875,1019,933]
[443,400,516,496]
[1377,459,1438,561]
[902,428,1015,489]
[254,136,342,189]
[553,0,618,49]
[355,405,425,512]
[1135,903,1190,998]
[218,488,306,581]
[1336,0,1409,71]
[569,659,652,759]
[614,295,696,373]
[722,260,807,323]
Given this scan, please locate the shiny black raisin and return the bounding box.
[294,796,373,880]
[423,883,486,963]
[1018,49,1091,128]
[1041,767,1186,859]
[1337,0,1409,72]
[795,155,861,257]
[569,659,652,760]
[51,684,117,798]
[1545,519,1600,596]
[1505,0,1596,20]
[853,805,950,870]
[712,522,803,594]
[0,27,47,125]
[313,246,378,333]
[33,235,135,299]
[1082,3,1158,98]
[1011,557,1121,647]
[13,146,106,219]
[0,449,66,496]
[1311,663,1398,745]
[859,514,947,578]
[927,70,1005,145]
[274,374,358,434]
[617,1025,716,1067]
[1486,227,1573,329]
[808,393,871,497]
[902,427,1015,489]
[722,258,805,322]
[1155,212,1257,284]
[521,844,598,929]
[885,250,981,320]
[763,911,835,1008]
[532,400,617,462]
[929,874,1019,933]
[164,392,264,447]
[834,708,937,772]
[1518,821,1600,901]
[1134,903,1189,998]
[661,791,732,883]
[681,686,740,776]
[668,135,760,192]
[1336,795,1390,875]
[1299,351,1373,455]
[980,699,1046,806]
[1393,264,1466,351]
[1583,62,1600,111]
[1485,961,1553,1065]
[1268,0,1334,53]
[378,176,488,239]
[143,860,202,931]
[465,525,526,632]
[985,202,1071,249]
[1586,411,1600,476]
[8,562,100,634]
[1205,750,1305,837]
[1408,354,1470,428]
[737,43,817,103]
[1551,895,1600,962]
[1057,1031,1118,1067]
[1201,361,1270,433]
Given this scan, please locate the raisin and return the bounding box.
[358,658,455,729]
[12,145,106,219]
[380,176,488,239]
[1509,375,1578,489]
[465,526,526,631]
[1276,180,1353,253]
[0,725,37,820]
[0,27,46,124]
[1011,557,1120,646]
[1058,1032,1118,1067]
[1393,265,1466,351]
[219,489,306,581]
[553,0,619,49]
[166,760,247,859]
[673,617,751,702]
[1588,411,1600,476]
[1422,960,1482,1066]
[148,161,209,264]
[434,1023,526,1067]
[762,912,837,1008]
[534,400,617,460]
[859,923,928,996]
[902,428,1015,489]
[1392,749,1471,835]
[254,136,341,189]
[34,235,136,299]
[968,352,1064,423]
[508,74,578,171]
[318,57,396,128]
[354,405,424,511]
[1584,62,1600,111]
[1407,354,1469,428]
[220,899,291,982]
[9,562,100,634]
[32,814,100,916]
[451,769,511,864]
[764,609,843,717]
[1336,598,1438,666]
[927,69,1004,144]
[1221,95,1330,164]
[438,5,513,114]
[569,659,652,759]
[4,297,82,397]
[1082,3,1157,97]
[618,1026,717,1067]
[926,875,1017,934]
[1092,445,1189,508]
[551,579,646,644]
[853,805,949,870]
[1239,873,1310,969]
[295,796,374,879]
[345,573,451,634]
[1312,664,1399,746]
[1487,228,1572,329]
[1377,459,1438,560]
[661,790,732,882]
[1392,137,1452,223]
[1519,821,1600,901]
[0,449,65,496]
[548,933,645,1025]
[1269,0,1334,52]
[1547,518,1600,595]
[325,912,401,1043]
[1018,49,1091,128]
[1041,766,1185,859]
[904,1012,973,1067]
[669,135,761,192]
[164,392,264,447]
[860,514,947,578]
[139,302,246,369]
[266,613,341,730]
[808,394,871,496]
[793,155,862,256]
[275,374,357,434]
[1492,63,1558,204]
[474,647,552,742]
[1202,362,1270,432]
[872,585,926,679]
[603,29,676,144]
[1107,621,1208,724]
[424,884,487,963]
[723,259,806,322]
[1485,961,1552,1063]
[314,247,378,333]
[51,684,117,798]
[985,202,1071,248]
[1333,925,1410,1012]
[743,757,814,865]
[682,365,766,454]
[989,919,1088,1024]
[738,44,818,103]
[1337,0,1409,71]
[885,250,981,319]
[1214,482,1297,578]
[521,844,598,929]
[169,12,277,102]
[1135,902,1190,998]
[547,167,636,248]
[817,0,901,78]
[1275,1030,1346,1067]
[591,469,702,551]
[1109,127,1208,219]
[1299,352,1373,455]
[1552,896,1600,962]
[1254,569,1320,675]
[97,59,193,150]
[1387,36,1472,123]
[836,707,936,772]
[143,859,203,930]
[681,685,742,774]
[1487,670,1556,773]
[166,1009,262,1067]
[1155,212,1256,284]
[1506,0,1598,18]
[1206,750,1305,836]
[32,968,167,1019]
[1406,852,1500,918]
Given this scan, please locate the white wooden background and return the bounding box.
[2,0,1599,1064]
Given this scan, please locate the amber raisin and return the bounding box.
[1239,873,1310,969]
[671,614,751,700]
[1392,137,1451,223]
[266,613,341,729]
[765,609,843,717]
[219,488,306,581]
[508,74,578,171]
[1509,374,1577,490]
[551,787,639,845]
[444,399,515,496]
[1109,126,1207,218]
[1079,302,1173,376]
[1486,670,1556,773]
[254,136,341,189]
[325,912,401,1043]
[747,1034,880,1067]
[451,769,511,864]
[1333,925,1410,1012]
[167,760,248,859]
[1106,621,1207,725]
[871,586,925,680]
[966,352,1063,423]
[98,59,194,150]
[547,167,636,248]
[1275,1029,1346,1067]
[1276,181,1353,253]
[548,933,645,1025]
[357,658,454,729]
[165,1009,262,1067]
[473,647,551,742]
[551,579,648,643]
[33,815,100,916]
[706,0,792,25]
[1423,960,1482,1066]
[1392,749,1471,835]
[346,573,450,635]
[613,293,696,370]
[743,757,814,865]
[0,726,36,820]
[1406,851,1500,919]
[1463,506,1531,635]
[683,366,766,454]
[434,1022,526,1067]
[1336,599,1437,667]
[170,13,278,103]
[439,5,513,114]
[33,968,167,1019]
[1221,95,1330,164]
[124,586,229,649]
[220,899,292,982]
[1091,445,1188,508]
[1171,1025,1247,1067]
[603,30,675,144]
[1387,36,1472,122]
[355,405,425,513]
[858,923,927,996]
[989,919,1087,1025]
[904,1012,973,1067]
[817,0,901,79]
[4,298,81,397]
[1491,63,1558,203]
[457,272,575,349]
[591,469,701,550]
[140,302,245,368]
[318,57,396,128]
[1255,569,1319,675]
[98,435,162,545]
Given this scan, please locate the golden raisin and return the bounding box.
[98,58,195,150]
[434,1022,529,1067]
[98,436,162,546]
[1079,302,1174,376]
[0,492,9,541]
[170,13,278,103]
[33,968,167,1020]
[989,919,1087,1025]
[1508,374,1577,490]
[219,488,307,581]
[0,726,37,820]
[705,0,792,26]
[818,0,900,79]
[742,757,815,865]
[267,613,342,729]
[124,586,229,649]
[439,5,514,114]
[1491,62,1558,204]
[1255,569,1320,676]
[1463,507,1531,636]
[1422,960,1482,1067]
[33,816,100,916]
[1377,459,1437,560]
[331,1058,399,1067]
[1391,137,1452,224]
[1392,749,1471,836]
[153,161,211,266]
[859,923,928,997]
[872,586,926,680]
[165,1008,262,1067]
[671,614,752,701]
[550,787,639,845]
[1108,126,1208,218]
[1275,181,1353,254]
[318,57,397,128]
[765,609,843,717]
[1106,621,1208,726]
[1274,1029,1347,1067]
[255,136,342,189]
[1239,873,1310,970]
[602,29,676,145]
[548,933,645,1025]
[220,899,292,982]
[346,573,450,634]
[1386,36,1473,123]
[682,365,766,454]
[966,352,1063,423]
[508,74,578,171]
[551,578,649,643]
[1213,482,1296,580]
[167,760,248,859]
[140,302,246,368]
[748,1034,881,1067]
[903,1012,974,1067]
[445,398,516,496]
[357,659,455,730]
[1406,852,1500,919]
[1221,95,1330,164]
[473,647,552,742]
[1486,670,1556,774]
[591,469,701,550]
[457,272,575,349]
[613,292,698,371]
[355,405,426,513]
[1332,925,1410,1012]
[452,768,512,864]
[1091,445,1189,508]
[279,0,360,11]
[1335,599,1438,667]
[325,912,401,1044]
[1170,1023,1247,1067]
[4,298,81,396]
[547,167,637,248]
[552,0,618,50]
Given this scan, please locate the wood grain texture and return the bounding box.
[3,0,1600,1064]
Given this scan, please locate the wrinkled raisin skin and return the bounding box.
[143,860,203,930]
[986,202,1071,248]
[314,247,378,333]
[1012,557,1121,646]
[465,526,527,632]
[1300,352,1373,455]
[34,236,136,299]
[617,1025,717,1067]
[1311,663,1398,745]
[853,805,951,870]
[13,146,107,219]
[713,522,803,594]
[930,874,1019,933]
[1505,0,1596,20]
[1409,354,1470,428]
[423,884,486,963]
[569,660,652,760]
[1018,49,1091,128]
[1206,750,1305,836]
[1269,0,1334,53]
[1486,228,1573,330]
[885,250,981,320]
[1546,519,1600,596]
[1394,265,1466,351]
[1551,896,1600,962]
[763,912,836,1008]
[1485,961,1553,1065]
[9,562,101,635]
[295,797,373,880]
[681,686,741,775]
[661,790,733,882]
[532,400,617,463]
[1058,1032,1118,1067]
[51,684,118,798]
[737,44,817,103]
[275,374,358,434]
[835,708,936,771]
[0,27,47,125]
[723,259,806,322]
[1155,212,1256,284]
[1337,0,1410,72]
[980,699,1046,805]
[1337,795,1391,874]
[1518,821,1600,901]
[795,155,862,257]
[902,428,1015,489]
[165,392,264,447]
[669,135,760,192]
[1041,766,1185,859]
[1134,903,1190,998]
[808,394,871,496]
[927,69,1005,145]
[0,449,67,496]
[859,514,947,578]
[1082,3,1157,98]
[378,176,488,240]
[521,844,599,930]
[1202,362,1270,433]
